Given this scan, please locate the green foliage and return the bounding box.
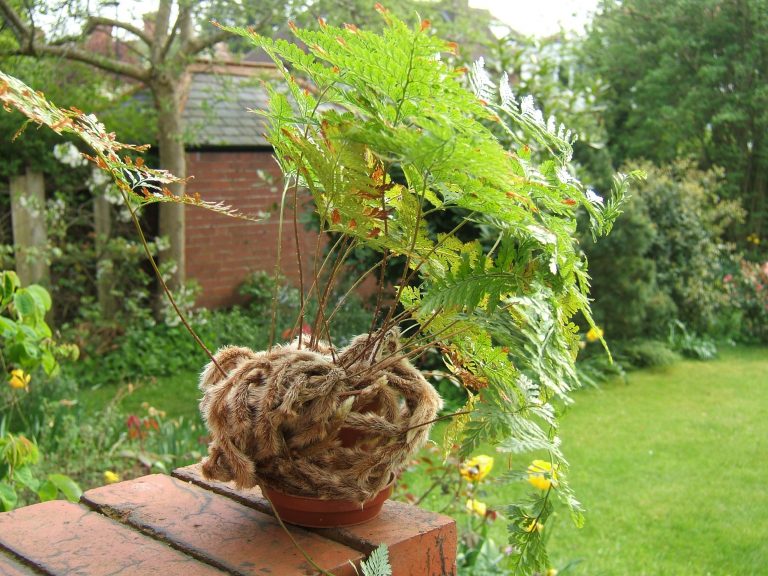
[0,271,82,510]
[585,160,743,340]
[613,340,681,369]
[723,259,768,343]
[0,270,77,378]
[666,320,718,360]
[217,12,632,573]
[0,70,257,223]
[585,0,768,236]
[359,544,392,576]
[0,56,155,180]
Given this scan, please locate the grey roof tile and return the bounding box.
[182,72,272,147]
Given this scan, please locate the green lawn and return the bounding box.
[81,369,202,420]
[547,346,768,575]
[84,346,768,574]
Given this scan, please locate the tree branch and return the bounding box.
[84,16,152,46]
[179,26,230,57]
[0,0,31,43]
[15,42,149,82]
[150,0,172,65]
[159,7,183,61]
[0,0,148,81]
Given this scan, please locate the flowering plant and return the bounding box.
[724,259,768,342]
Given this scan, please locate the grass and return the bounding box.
[80,369,202,420]
[547,346,768,575]
[84,346,768,574]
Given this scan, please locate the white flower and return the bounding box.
[586,188,604,205]
[87,167,112,192]
[53,142,87,168]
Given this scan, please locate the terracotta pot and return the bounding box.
[262,477,394,528]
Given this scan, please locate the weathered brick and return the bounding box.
[0,551,37,575]
[0,500,226,576]
[83,473,362,575]
[174,464,457,576]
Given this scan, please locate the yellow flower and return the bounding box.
[747,233,761,245]
[8,369,30,390]
[546,569,559,576]
[527,459,558,491]
[465,498,487,517]
[586,326,604,343]
[103,470,120,484]
[523,518,543,533]
[460,455,494,483]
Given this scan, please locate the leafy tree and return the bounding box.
[585,0,768,237]
[0,0,286,289]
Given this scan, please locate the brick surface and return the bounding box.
[174,464,457,576]
[185,150,324,309]
[0,551,38,575]
[0,500,225,576]
[82,474,362,576]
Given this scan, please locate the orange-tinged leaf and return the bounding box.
[420,19,431,31]
[332,208,341,225]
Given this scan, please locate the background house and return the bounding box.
[181,61,320,309]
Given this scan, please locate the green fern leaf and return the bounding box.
[360,544,392,576]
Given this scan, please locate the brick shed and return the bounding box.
[182,62,320,309]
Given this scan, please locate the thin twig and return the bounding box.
[120,188,225,377]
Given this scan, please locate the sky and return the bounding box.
[469,0,599,37]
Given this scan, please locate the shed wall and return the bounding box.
[185,149,320,309]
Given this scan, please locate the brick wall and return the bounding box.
[185,149,321,309]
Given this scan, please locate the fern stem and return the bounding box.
[120,188,225,378]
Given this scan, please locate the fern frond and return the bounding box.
[360,544,392,576]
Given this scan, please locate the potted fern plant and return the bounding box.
[191,7,634,531]
[0,6,635,568]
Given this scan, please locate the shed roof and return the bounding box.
[182,63,277,148]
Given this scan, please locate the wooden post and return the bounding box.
[93,193,115,319]
[10,168,49,287]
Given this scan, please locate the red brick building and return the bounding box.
[182,62,320,309]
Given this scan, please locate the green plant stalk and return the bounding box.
[119,189,225,378]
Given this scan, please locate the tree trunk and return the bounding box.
[10,168,49,287]
[153,76,187,293]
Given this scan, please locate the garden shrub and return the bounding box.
[585,160,743,341]
[67,279,373,387]
[723,259,768,343]
[613,340,681,369]
[0,271,83,509]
